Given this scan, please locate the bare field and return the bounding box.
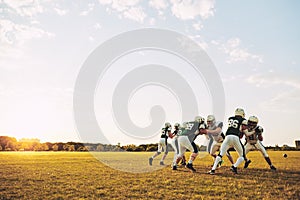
[0,151,299,200]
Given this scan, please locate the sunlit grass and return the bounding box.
[0,151,299,199]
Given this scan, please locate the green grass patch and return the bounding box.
[0,151,299,199]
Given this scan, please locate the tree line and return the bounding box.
[0,136,298,152]
[0,136,161,152]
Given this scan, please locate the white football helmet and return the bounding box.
[194,116,205,123]
[165,122,171,128]
[207,115,216,125]
[248,116,258,130]
[182,122,189,129]
[242,119,248,126]
[235,108,245,118]
[174,123,180,128]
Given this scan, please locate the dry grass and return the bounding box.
[0,151,299,199]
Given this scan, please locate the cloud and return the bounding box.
[98,0,146,23]
[79,3,95,16]
[149,0,168,10]
[0,19,54,45]
[0,1,55,59]
[123,7,146,23]
[2,0,44,17]
[54,7,68,16]
[192,22,204,31]
[247,73,300,113]
[170,0,215,20]
[260,89,300,113]
[0,19,55,60]
[215,38,263,64]
[246,73,300,89]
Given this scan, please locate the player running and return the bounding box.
[203,115,234,167]
[242,116,276,170]
[169,123,182,168]
[173,116,205,172]
[149,122,172,166]
[207,108,246,175]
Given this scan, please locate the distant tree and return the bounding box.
[96,144,104,151]
[0,136,17,151]
[68,145,75,151]
[77,146,88,151]
[146,144,157,152]
[52,144,59,151]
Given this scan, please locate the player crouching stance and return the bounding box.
[202,115,234,168]
[149,122,172,166]
[243,116,276,170]
[173,116,204,172]
[207,108,246,175]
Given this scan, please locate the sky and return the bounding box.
[0,0,299,147]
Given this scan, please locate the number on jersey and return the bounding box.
[228,119,239,128]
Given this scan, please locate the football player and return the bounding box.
[207,108,246,175]
[149,122,172,166]
[203,115,234,167]
[173,116,205,172]
[169,123,182,168]
[243,116,276,170]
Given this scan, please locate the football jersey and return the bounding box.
[178,121,200,142]
[246,125,263,142]
[160,127,171,138]
[225,116,245,137]
[208,121,224,142]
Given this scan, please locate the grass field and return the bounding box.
[0,151,299,200]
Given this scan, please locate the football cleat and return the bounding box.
[149,157,153,166]
[230,166,238,174]
[270,165,277,171]
[186,163,196,172]
[208,170,215,175]
[172,165,177,170]
[160,161,164,165]
[244,160,252,169]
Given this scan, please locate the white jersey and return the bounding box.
[208,121,224,143]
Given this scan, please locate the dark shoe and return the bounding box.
[218,160,224,168]
[270,165,277,171]
[186,163,196,172]
[208,170,215,175]
[230,165,238,174]
[160,161,164,165]
[172,165,177,170]
[149,157,153,166]
[244,160,252,169]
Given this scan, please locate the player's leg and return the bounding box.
[231,137,245,173]
[225,150,234,165]
[210,142,223,167]
[175,137,187,169]
[243,143,253,168]
[256,141,276,170]
[210,136,231,173]
[149,140,162,165]
[160,142,168,165]
[181,137,198,172]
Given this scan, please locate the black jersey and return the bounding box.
[225,116,245,137]
[172,129,179,136]
[161,127,171,138]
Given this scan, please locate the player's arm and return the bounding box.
[243,129,255,137]
[255,126,264,141]
[167,129,173,138]
[207,127,222,136]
